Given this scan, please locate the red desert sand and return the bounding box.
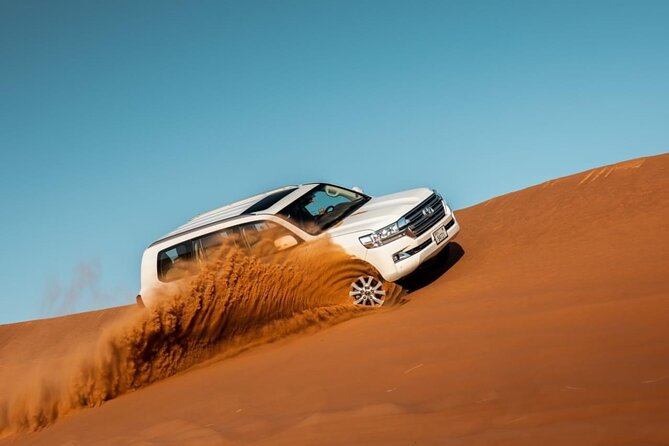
[0,154,667,445]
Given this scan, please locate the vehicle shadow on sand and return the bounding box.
[397,242,465,294]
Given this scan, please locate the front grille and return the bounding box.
[404,193,446,237]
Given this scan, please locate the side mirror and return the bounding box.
[274,234,299,251]
[351,186,364,194]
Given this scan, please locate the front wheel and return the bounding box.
[349,275,386,307]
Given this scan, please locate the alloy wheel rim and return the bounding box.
[349,275,386,306]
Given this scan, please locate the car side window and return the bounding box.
[157,241,197,282]
[158,228,241,282]
[240,221,300,257]
[198,227,240,260]
[157,222,301,282]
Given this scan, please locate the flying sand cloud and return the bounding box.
[1,238,403,435]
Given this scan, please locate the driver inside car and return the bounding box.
[285,192,316,225]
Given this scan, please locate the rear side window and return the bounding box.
[199,227,239,260]
[157,221,301,282]
[240,221,272,251]
[158,241,196,282]
[157,228,239,282]
[239,221,301,257]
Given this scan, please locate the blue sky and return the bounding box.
[1,0,667,323]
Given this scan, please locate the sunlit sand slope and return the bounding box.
[1,153,668,445]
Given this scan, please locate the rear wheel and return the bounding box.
[349,275,386,307]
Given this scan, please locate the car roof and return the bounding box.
[149,184,317,247]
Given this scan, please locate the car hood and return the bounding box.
[326,187,433,236]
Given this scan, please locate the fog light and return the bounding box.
[393,251,411,263]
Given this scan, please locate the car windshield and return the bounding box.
[279,184,369,234]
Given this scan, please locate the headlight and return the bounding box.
[359,217,409,248]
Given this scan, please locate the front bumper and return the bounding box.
[365,205,460,282]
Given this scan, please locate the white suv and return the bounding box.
[137,183,459,307]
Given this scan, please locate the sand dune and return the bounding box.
[1,153,668,445]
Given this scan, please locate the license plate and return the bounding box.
[432,225,448,245]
